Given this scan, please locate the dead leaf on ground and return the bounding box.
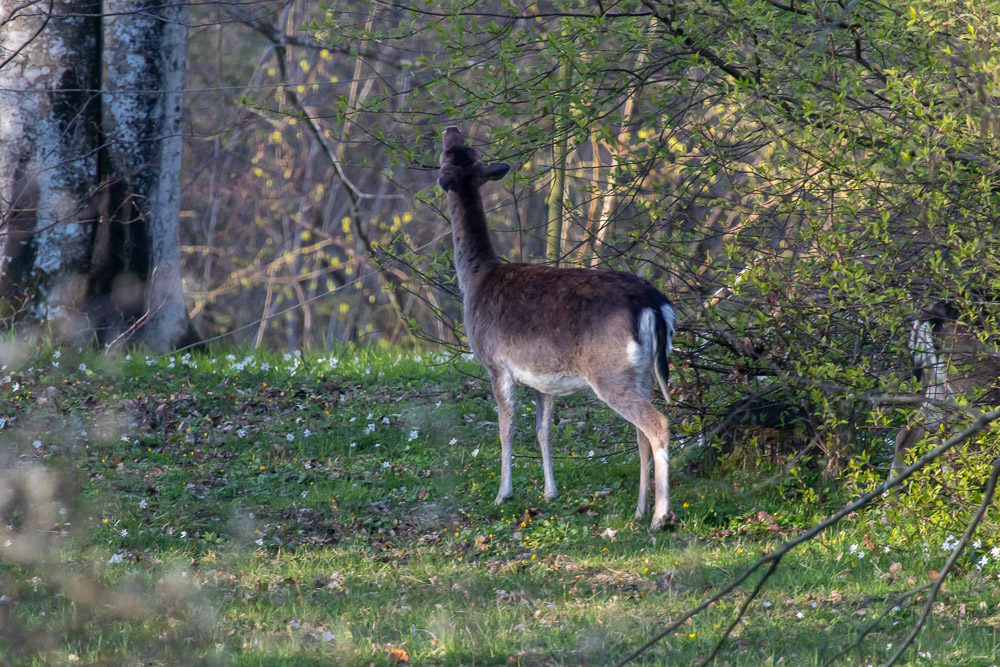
[387,645,409,663]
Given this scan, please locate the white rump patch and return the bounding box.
[662,304,675,353]
[628,309,657,375]
[910,319,951,403]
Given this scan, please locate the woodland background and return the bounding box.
[3,1,1000,662]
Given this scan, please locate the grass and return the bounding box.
[1,342,999,665]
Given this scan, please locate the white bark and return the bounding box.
[0,0,101,335]
[103,0,192,350]
[0,0,194,349]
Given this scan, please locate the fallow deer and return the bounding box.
[892,301,1000,476]
[438,126,677,529]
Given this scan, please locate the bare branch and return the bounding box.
[617,407,1000,665]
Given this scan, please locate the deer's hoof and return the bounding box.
[650,511,678,531]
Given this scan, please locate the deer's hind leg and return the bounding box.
[535,390,558,499]
[590,376,673,530]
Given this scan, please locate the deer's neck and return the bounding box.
[447,185,500,293]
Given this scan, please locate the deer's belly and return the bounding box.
[508,364,589,396]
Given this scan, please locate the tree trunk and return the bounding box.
[545,51,571,266]
[99,0,196,350]
[0,0,197,351]
[0,0,102,336]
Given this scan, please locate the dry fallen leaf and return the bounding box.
[387,645,409,663]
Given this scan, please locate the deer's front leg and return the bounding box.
[492,373,516,503]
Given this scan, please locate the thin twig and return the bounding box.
[822,580,935,666]
[616,407,1000,665]
[885,455,1000,666]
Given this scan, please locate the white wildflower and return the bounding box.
[139,499,148,509]
[32,440,42,450]
[471,448,479,458]
[408,428,419,442]
[286,433,295,442]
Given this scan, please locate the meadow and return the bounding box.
[1,344,998,665]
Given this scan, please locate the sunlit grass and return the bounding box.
[0,341,999,664]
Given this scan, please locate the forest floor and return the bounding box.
[1,343,999,665]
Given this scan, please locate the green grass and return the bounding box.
[1,343,999,665]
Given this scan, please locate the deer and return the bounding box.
[892,300,1000,477]
[437,126,677,529]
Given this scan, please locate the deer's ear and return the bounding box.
[483,162,510,182]
[438,176,455,192]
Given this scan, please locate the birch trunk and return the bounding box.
[0,0,102,337]
[0,0,197,350]
[100,0,195,350]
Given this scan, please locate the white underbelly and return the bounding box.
[509,365,590,396]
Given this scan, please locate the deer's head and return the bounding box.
[438,126,510,193]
